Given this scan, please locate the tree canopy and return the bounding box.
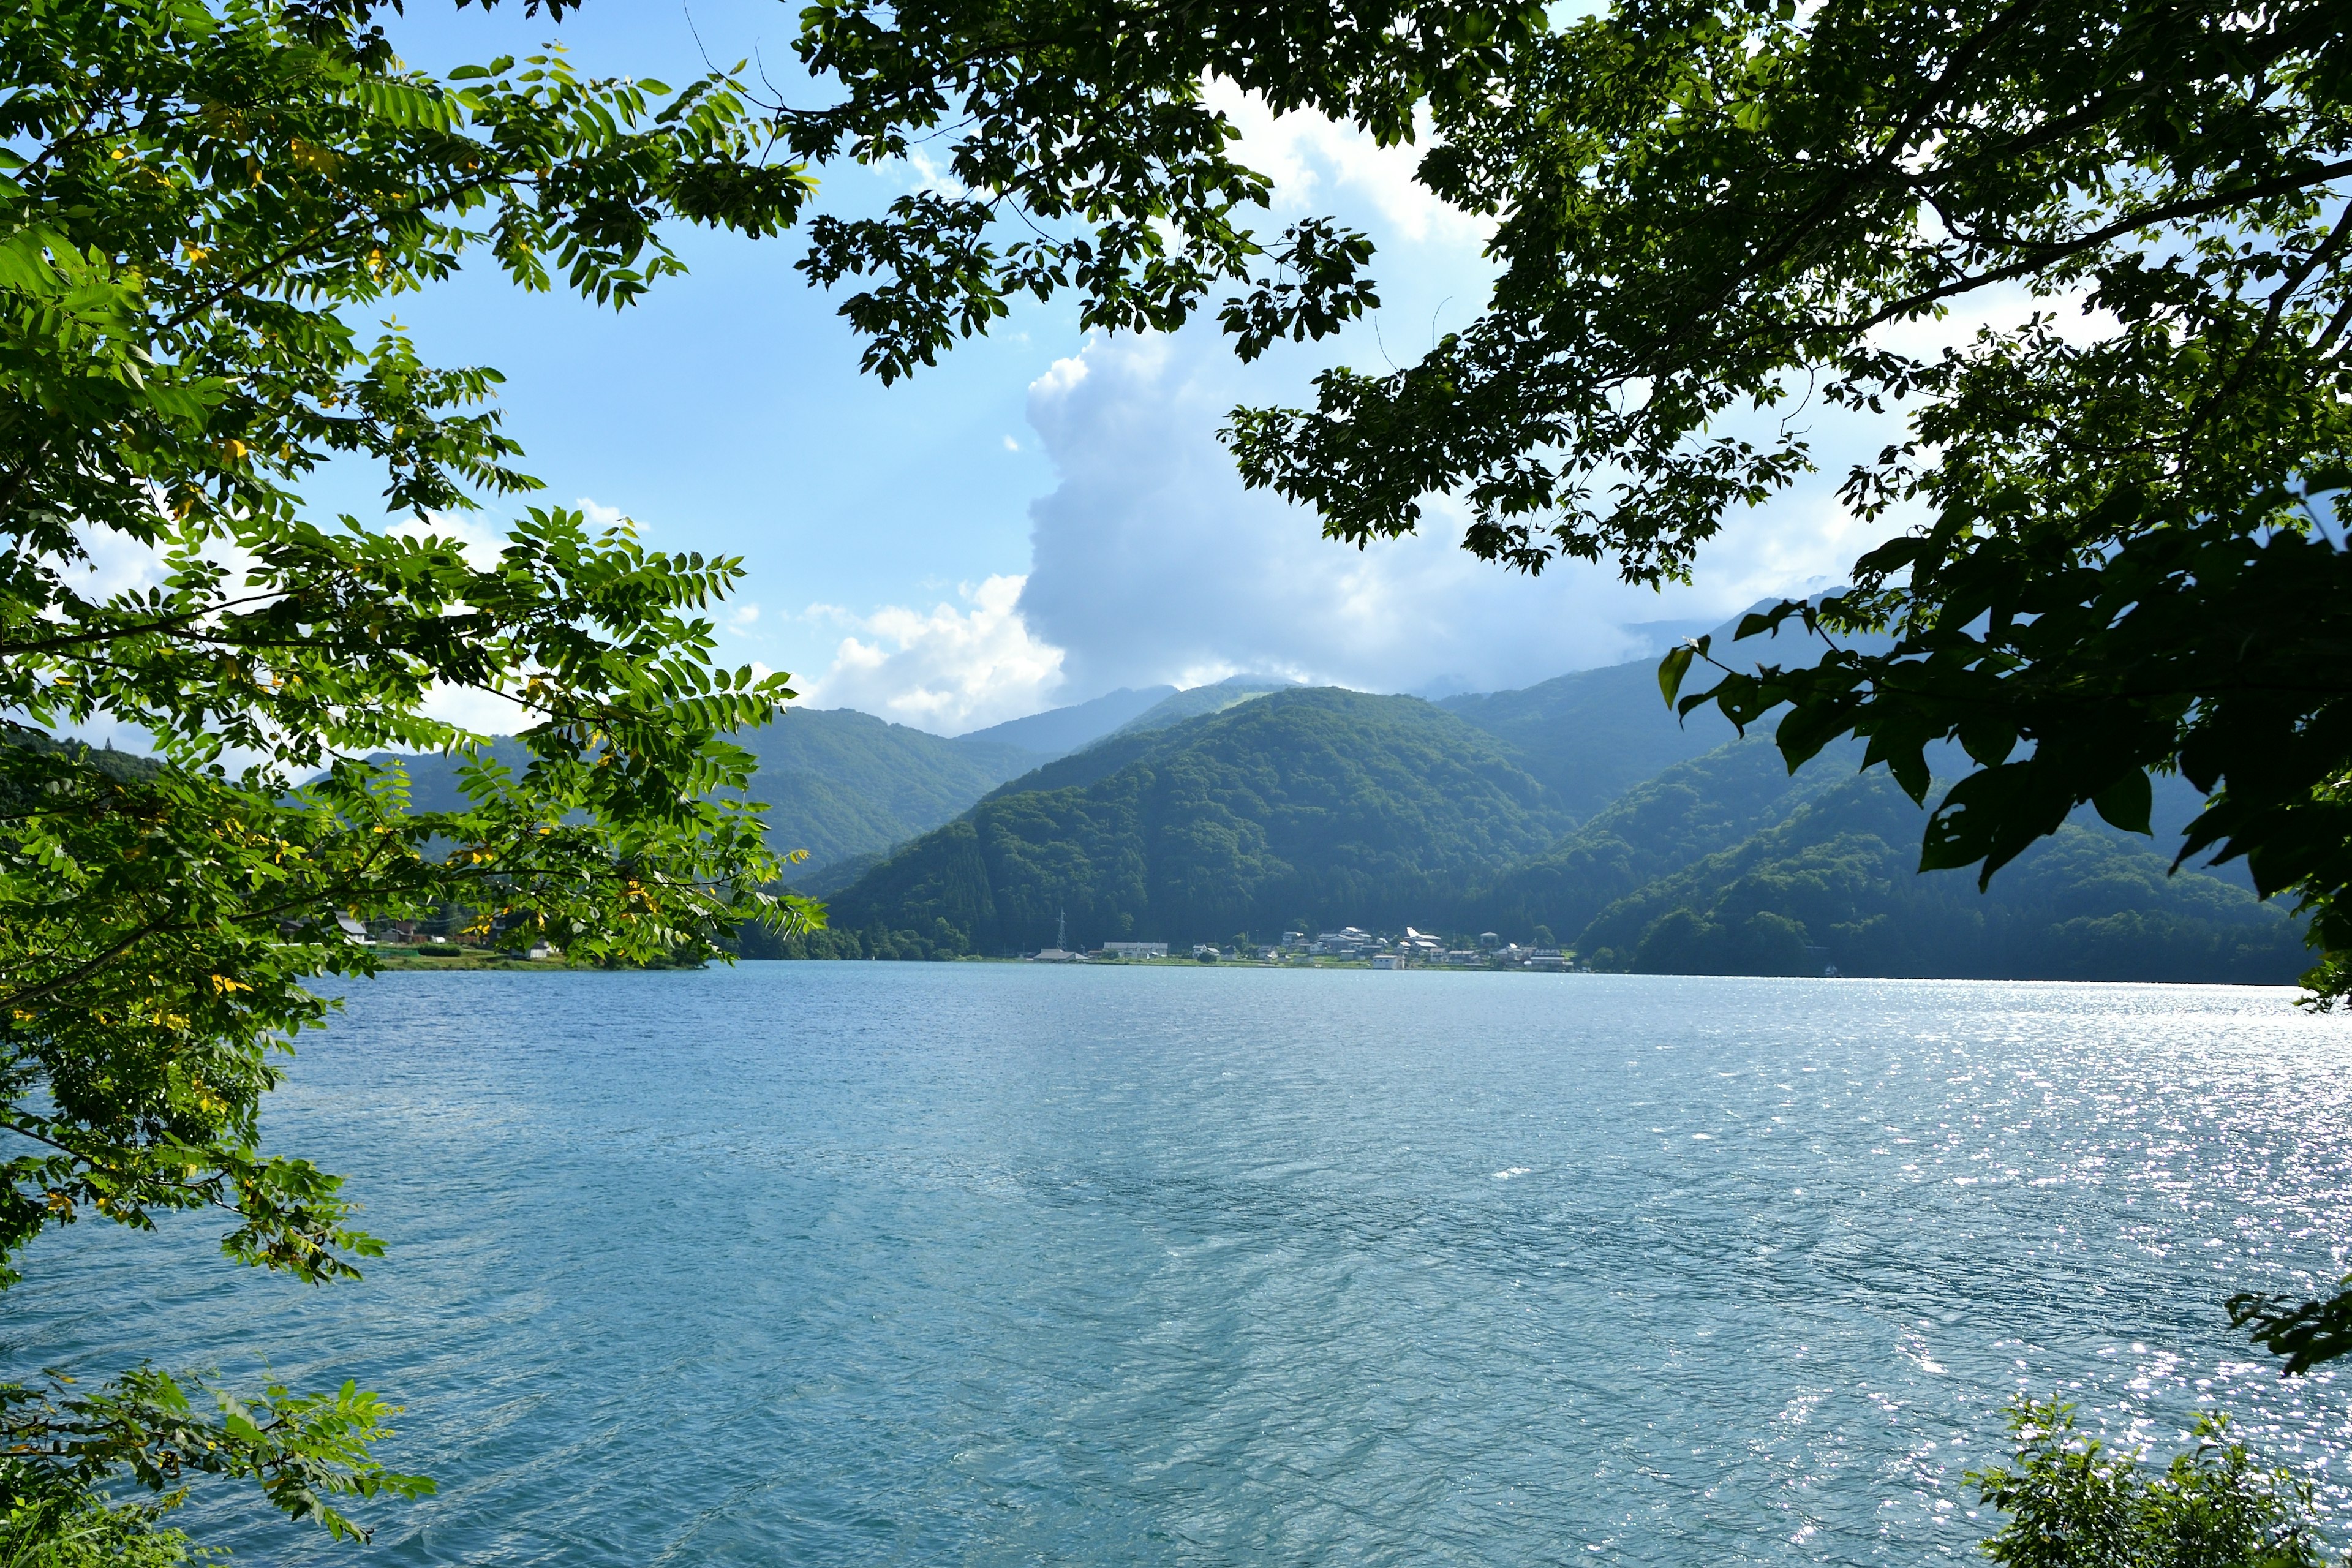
[1,0,812,1550]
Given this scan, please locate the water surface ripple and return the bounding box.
[12,967,2352,1564]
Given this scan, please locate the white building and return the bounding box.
[1103,941,1168,959]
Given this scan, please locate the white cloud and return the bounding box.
[801,575,1066,733]
[1003,435,1022,453]
[1205,79,1489,248]
[417,682,521,738]
[1013,331,1898,700]
[576,496,631,533]
[388,510,508,570]
[67,522,174,601]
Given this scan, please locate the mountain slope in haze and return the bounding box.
[352,709,1052,874]
[342,737,537,815]
[1439,606,1891,826]
[815,688,1559,956]
[1438,655,1730,824]
[955,686,1174,757]
[1110,676,1297,737]
[727,707,1052,867]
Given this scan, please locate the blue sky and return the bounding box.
[338,2,1902,734]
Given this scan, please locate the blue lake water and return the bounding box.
[13,965,2352,1564]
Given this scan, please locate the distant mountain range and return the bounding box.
[336,627,2309,984]
[755,652,2304,984]
[336,676,1307,894]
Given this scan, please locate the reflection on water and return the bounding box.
[9,967,2352,1564]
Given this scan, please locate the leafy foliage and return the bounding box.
[0,1481,203,1568]
[781,0,1543,379]
[1970,1399,2331,1567]
[1,1370,430,1545]
[0,0,813,1548]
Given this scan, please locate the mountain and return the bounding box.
[808,688,1561,957]
[1109,676,1297,737]
[1438,658,1736,825]
[728,707,1054,868]
[339,737,537,815]
[966,678,1310,807]
[954,686,1175,756]
[1566,764,2304,983]
[793,683,2303,983]
[349,709,1052,875]
[1459,736,2302,982]
[1434,606,1841,825]
[1463,733,1840,941]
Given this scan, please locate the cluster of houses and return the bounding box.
[309,911,559,962]
[1027,927,1578,970]
[1303,928,1575,971]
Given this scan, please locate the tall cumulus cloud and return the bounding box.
[1011,333,1883,702]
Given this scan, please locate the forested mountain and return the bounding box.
[323,642,2304,986]
[1435,611,1845,824]
[336,684,1303,886]
[794,685,2306,983]
[1464,739,2301,981]
[1438,657,1735,824]
[810,689,1561,956]
[1463,734,1841,940]
[1110,676,1297,736]
[731,707,1048,867]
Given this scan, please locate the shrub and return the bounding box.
[1969,1398,2330,1567]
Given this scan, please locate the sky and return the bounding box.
[315,1,1912,736]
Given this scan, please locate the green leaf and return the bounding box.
[2092,770,2153,835]
[1657,643,1695,706]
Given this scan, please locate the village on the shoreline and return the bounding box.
[1024,927,1583,971]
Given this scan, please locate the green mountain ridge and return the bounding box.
[732,707,1049,868]
[1109,676,1297,736]
[796,685,2306,984]
[1461,733,1842,941]
[807,688,1562,957]
[1438,657,1738,824]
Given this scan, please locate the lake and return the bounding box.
[11,965,2352,1564]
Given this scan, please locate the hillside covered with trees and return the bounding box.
[776,680,2307,981]
[1472,741,2300,981]
[793,689,1562,958]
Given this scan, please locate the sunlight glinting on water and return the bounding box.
[9,967,2351,1565]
